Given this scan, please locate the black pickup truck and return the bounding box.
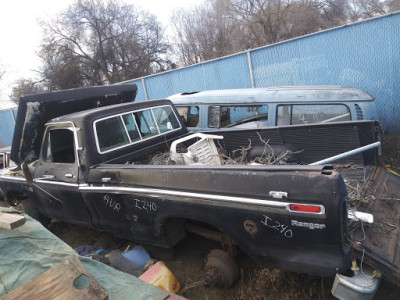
[0,84,399,297]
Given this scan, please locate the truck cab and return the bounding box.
[29,99,187,224]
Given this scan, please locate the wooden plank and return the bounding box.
[0,256,108,300]
[0,212,25,230]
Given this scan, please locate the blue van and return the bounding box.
[167,86,379,131]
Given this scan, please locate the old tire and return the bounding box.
[21,199,51,226]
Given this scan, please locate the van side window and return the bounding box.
[277,104,351,125]
[176,106,199,128]
[355,104,364,120]
[43,128,75,164]
[208,105,269,128]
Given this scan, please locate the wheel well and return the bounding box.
[163,218,237,253]
[4,191,28,206]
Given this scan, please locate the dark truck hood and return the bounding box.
[10,84,137,165]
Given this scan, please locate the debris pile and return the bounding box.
[74,243,181,294]
[340,167,399,243]
[139,132,303,166]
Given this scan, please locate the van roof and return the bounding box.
[167,86,374,105]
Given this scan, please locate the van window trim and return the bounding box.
[207,104,270,129]
[275,103,352,126]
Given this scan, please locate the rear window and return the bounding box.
[276,104,351,126]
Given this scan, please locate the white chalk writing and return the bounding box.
[103,195,121,213]
[134,199,157,212]
[261,215,293,238]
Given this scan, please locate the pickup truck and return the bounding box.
[0,84,399,297]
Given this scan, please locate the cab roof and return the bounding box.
[48,99,173,125]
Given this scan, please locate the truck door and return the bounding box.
[33,123,91,224]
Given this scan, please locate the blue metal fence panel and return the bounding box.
[0,108,16,147]
[138,53,252,101]
[121,79,146,102]
[250,13,400,133]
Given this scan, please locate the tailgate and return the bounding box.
[350,166,400,284]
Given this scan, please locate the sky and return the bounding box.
[0,0,201,108]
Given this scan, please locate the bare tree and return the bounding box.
[171,0,238,65]
[229,0,295,46]
[282,1,321,39]
[316,0,349,27]
[9,79,45,105]
[170,0,392,67]
[171,0,331,66]
[386,0,400,12]
[39,0,171,89]
[348,0,386,21]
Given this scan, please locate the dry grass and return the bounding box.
[231,267,331,300]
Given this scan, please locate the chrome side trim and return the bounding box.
[79,185,325,215]
[0,175,27,182]
[34,179,79,188]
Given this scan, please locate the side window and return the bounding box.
[292,104,351,124]
[122,113,141,142]
[208,106,221,128]
[208,105,269,128]
[355,104,364,120]
[43,128,75,164]
[96,116,130,152]
[152,106,181,133]
[95,105,181,153]
[176,106,200,128]
[277,104,351,125]
[134,109,158,138]
[277,105,292,126]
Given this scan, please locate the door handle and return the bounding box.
[65,173,74,178]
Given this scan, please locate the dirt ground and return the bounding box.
[2,135,400,299]
[45,222,400,300]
